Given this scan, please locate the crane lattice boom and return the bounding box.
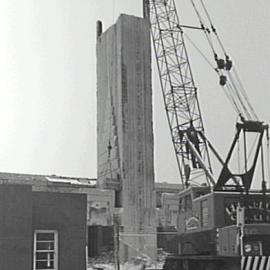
[144,0,213,186]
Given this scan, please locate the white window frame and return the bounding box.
[33,230,58,270]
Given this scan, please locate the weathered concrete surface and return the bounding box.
[97,14,156,261]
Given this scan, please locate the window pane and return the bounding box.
[201,200,208,227]
[37,233,55,241]
[36,260,54,269]
[37,242,54,251]
[36,252,55,260]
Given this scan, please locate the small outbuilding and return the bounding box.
[0,172,114,270]
[0,180,87,270]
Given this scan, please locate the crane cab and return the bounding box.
[163,187,270,270]
[176,187,270,257]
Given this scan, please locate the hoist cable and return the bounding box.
[184,33,216,70]
[188,0,258,122]
[189,0,217,56]
[184,39,249,121]
[226,74,250,119]
[237,138,241,174]
[218,70,241,115]
[197,0,258,121]
[183,30,244,118]
[199,0,228,56]
[227,71,252,120]
[226,77,247,118]
[223,80,243,117]
[240,134,259,173]
[266,131,270,182]
[261,142,266,184]
[232,71,258,121]
[224,73,247,119]
[226,77,252,120]
[219,72,242,116]
[232,68,259,120]
[183,32,243,118]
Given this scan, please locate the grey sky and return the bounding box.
[0,0,270,183]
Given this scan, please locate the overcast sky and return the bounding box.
[0,0,270,183]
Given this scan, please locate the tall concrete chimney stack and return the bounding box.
[96,20,103,40]
[96,14,157,262]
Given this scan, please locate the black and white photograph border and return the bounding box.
[1,1,270,270]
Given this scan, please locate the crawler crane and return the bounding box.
[143,0,270,269]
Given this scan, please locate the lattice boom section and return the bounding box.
[148,0,212,184]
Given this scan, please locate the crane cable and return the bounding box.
[199,0,228,57]
[183,32,243,117]
[223,77,244,117]
[190,0,258,121]
[183,1,258,121]
[198,0,258,120]
[183,32,216,70]
[189,0,243,115]
[237,137,241,174]
[189,0,217,56]
[232,68,259,120]
[226,67,258,120]
[226,71,252,120]
[267,130,270,183]
[199,0,258,127]
[184,33,248,119]
[225,67,258,120]
[239,134,260,173]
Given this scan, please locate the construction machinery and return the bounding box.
[143,0,270,269]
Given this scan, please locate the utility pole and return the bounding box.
[113,214,120,270]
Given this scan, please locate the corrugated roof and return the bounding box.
[0,171,97,187]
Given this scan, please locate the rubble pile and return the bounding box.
[88,250,115,270]
[88,248,167,270]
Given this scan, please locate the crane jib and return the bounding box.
[144,0,212,187]
[143,0,268,192]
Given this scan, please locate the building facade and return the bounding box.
[0,183,87,270]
